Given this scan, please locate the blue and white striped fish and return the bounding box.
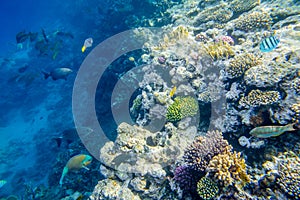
[0,180,7,188]
[260,36,280,52]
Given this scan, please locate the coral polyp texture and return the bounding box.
[226,53,262,78]
[234,11,272,31]
[239,89,281,108]
[204,41,235,60]
[173,165,201,191]
[183,130,231,172]
[196,177,219,200]
[207,150,250,187]
[166,96,199,122]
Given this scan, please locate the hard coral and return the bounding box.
[183,130,231,172]
[207,150,250,187]
[196,177,219,200]
[166,96,199,122]
[226,53,262,78]
[235,11,272,31]
[174,165,201,191]
[230,0,258,13]
[239,89,281,108]
[204,41,235,60]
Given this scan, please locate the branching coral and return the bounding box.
[174,165,201,191]
[226,53,262,78]
[204,41,235,60]
[166,96,199,122]
[239,89,281,108]
[235,11,272,31]
[207,150,250,187]
[183,130,231,172]
[196,177,219,200]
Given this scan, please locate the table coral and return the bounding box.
[239,89,281,108]
[234,11,272,31]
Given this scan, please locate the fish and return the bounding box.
[81,38,93,52]
[42,68,73,80]
[260,35,280,52]
[0,180,7,188]
[16,31,29,43]
[41,28,49,43]
[250,123,297,138]
[59,154,92,186]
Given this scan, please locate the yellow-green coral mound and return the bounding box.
[166,96,198,122]
[226,53,262,78]
[196,177,219,200]
[235,11,272,31]
[208,150,250,187]
[204,41,234,60]
[239,89,281,108]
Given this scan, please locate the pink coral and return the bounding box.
[216,36,234,45]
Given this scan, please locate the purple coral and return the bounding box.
[157,56,166,64]
[174,165,201,191]
[183,130,231,172]
[216,35,234,45]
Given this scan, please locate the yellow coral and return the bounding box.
[204,41,235,60]
[208,150,250,187]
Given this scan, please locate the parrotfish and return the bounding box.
[59,154,92,186]
[260,36,280,53]
[250,123,297,138]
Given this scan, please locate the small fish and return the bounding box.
[81,38,93,52]
[250,123,297,138]
[260,36,280,52]
[59,154,92,186]
[0,180,7,188]
[169,86,177,97]
[41,28,49,43]
[42,68,73,80]
[16,31,29,43]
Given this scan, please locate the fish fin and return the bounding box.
[286,123,297,132]
[42,71,50,79]
[59,166,69,186]
[82,166,90,170]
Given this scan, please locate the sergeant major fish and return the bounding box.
[59,154,92,186]
[260,35,280,52]
[42,68,73,80]
[250,123,297,138]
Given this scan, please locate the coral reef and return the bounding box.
[239,89,281,108]
[204,41,235,60]
[173,165,201,192]
[226,53,262,78]
[166,96,199,122]
[207,150,250,187]
[196,177,219,200]
[234,11,272,31]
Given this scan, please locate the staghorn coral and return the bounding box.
[226,53,262,78]
[183,130,231,172]
[166,96,199,122]
[239,89,281,108]
[204,41,235,60]
[196,177,219,200]
[234,11,272,31]
[262,151,300,200]
[207,150,250,187]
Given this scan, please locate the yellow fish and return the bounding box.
[81,38,93,53]
[250,123,297,138]
[59,154,92,186]
[169,86,177,98]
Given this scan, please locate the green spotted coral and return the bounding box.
[196,177,219,200]
[166,96,198,122]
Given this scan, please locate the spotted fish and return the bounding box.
[250,123,297,138]
[260,36,280,52]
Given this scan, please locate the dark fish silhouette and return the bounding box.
[42,68,73,80]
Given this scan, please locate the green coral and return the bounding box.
[235,11,272,31]
[196,177,219,200]
[166,96,198,122]
[226,53,262,78]
[239,89,281,108]
[204,41,235,60]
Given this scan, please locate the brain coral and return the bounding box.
[207,150,250,187]
[226,53,262,78]
[196,177,219,200]
[239,89,281,108]
[183,130,231,172]
[235,11,272,31]
[166,96,199,122]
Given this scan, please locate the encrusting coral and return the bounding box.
[196,177,219,200]
[239,89,281,108]
[234,11,272,31]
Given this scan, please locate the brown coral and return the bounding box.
[204,41,235,60]
[208,150,250,187]
[235,11,272,31]
[239,89,281,108]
